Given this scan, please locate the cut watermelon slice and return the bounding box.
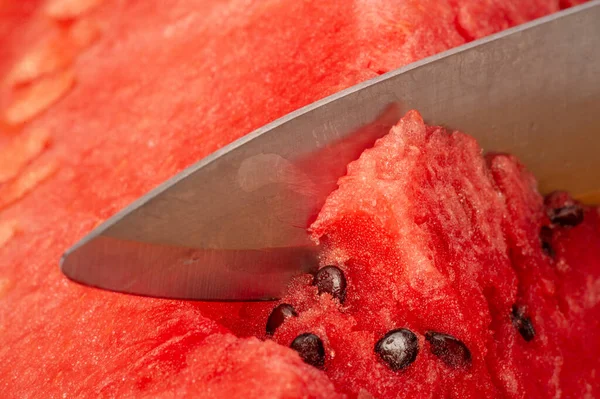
[0,1,597,398]
[269,111,600,398]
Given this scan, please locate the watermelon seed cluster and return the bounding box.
[545,191,585,227]
[267,265,475,372]
[264,265,347,369]
[540,191,585,258]
[266,192,585,375]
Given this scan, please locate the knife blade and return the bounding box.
[61,1,600,300]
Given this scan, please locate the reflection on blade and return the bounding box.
[61,1,600,300]
[61,106,400,300]
[64,236,320,300]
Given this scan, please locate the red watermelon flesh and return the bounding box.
[0,0,596,398]
[271,111,600,398]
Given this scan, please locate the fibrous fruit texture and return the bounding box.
[0,1,596,398]
[268,110,600,398]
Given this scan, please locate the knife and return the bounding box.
[61,1,600,300]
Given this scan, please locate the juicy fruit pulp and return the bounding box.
[0,0,596,398]
[269,111,600,398]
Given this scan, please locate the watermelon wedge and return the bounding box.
[0,0,596,398]
[270,110,600,398]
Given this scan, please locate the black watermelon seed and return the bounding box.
[374,328,419,371]
[266,303,298,336]
[425,331,472,368]
[511,305,535,342]
[548,205,584,227]
[540,226,555,258]
[290,333,325,368]
[544,191,584,227]
[313,266,347,303]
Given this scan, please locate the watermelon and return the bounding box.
[270,111,600,398]
[0,0,595,398]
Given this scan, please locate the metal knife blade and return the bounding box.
[61,1,600,300]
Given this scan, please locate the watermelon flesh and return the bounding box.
[270,111,600,398]
[0,0,597,398]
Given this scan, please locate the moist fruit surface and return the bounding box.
[0,1,595,398]
[270,111,600,398]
